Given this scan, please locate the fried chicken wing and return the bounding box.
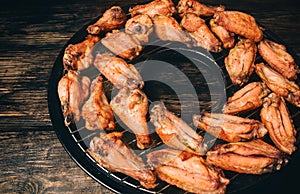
[87,6,126,35]
[81,76,115,130]
[110,88,152,149]
[181,13,222,52]
[152,15,193,47]
[63,35,100,71]
[206,140,286,174]
[125,14,153,43]
[209,18,235,49]
[261,93,297,155]
[213,11,263,42]
[129,0,176,18]
[177,0,225,17]
[57,70,90,125]
[101,30,143,60]
[94,52,144,90]
[255,62,300,108]
[225,38,257,85]
[193,112,267,142]
[87,132,157,189]
[147,148,229,194]
[258,39,299,80]
[150,102,206,155]
[223,82,270,114]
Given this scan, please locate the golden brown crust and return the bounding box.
[214,11,263,42]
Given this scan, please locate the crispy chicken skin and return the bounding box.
[223,82,270,114]
[258,39,299,80]
[177,0,225,17]
[129,0,176,18]
[87,6,126,35]
[213,11,263,42]
[209,18,235,49]
[147,148,229,194]
[193,113,267,142]
[225,38,257,85]
[125,14,153,43]
[181,13,222,52]
[63,35,100,71]
[110,88,152,149]
[150,102,206,155]
[261,93,297,155]
[94,52,144,90]
[87,132,157,189]
[101,30,143,60]
[152,15,193,47]
[81,76,115,130]
[206,140,285,174]
[57,70,90,125]
[255,62,300,108]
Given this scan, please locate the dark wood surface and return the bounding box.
[1,0,300,193]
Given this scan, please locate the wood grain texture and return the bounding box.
[0,0,300,193]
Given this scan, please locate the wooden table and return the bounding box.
[1,0,300,193]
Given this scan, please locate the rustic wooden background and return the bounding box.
[1,0,300,193]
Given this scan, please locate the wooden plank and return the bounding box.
[0,131,114,194]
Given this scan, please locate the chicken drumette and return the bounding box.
[261,93,297,155]
[57,70,90,125]
[213,11,263,42]
[177,0,225,17]
[181,13,222,52]
[82,76,115,130]
[258,39,299,80]
[94,52,144,90]
[101,30,143,60]
[225,38,257,85]
[152,15,193,47]
[87,6,127,35]
[63,35,100,71]
[125,14,154,43]
[129,0,176,18]
[110,88,152,149]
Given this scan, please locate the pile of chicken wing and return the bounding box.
[57,0,299,193]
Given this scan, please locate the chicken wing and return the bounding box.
[193,112,267,142]
[110,88,152,149]
[57,70,90,125]
[101,30,143,60]
[87,132,157,189]
[177,0,225,17]
[206,140,285,174]
[152,15,193,47]
[129,0,176,18]
[209,18,235,49]
[94,52,144,90]
[260,93,297,155]
[258,39,299,80]
[181,13,222,52]
[147,148,229,194]
[225,38,257,85]
[63,35,100,71]
[213,11,263,42]
[223,82,270,114]
[125,14,153,43]
[150,102,206,155]
[255,62,300,108]
[81,76,115,130]
[87,6,126,35]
